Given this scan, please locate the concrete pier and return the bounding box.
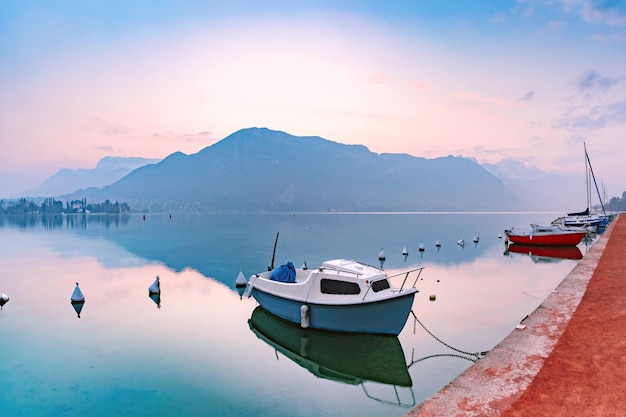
[407,214,624,417]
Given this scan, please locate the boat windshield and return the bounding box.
[371,279,390,292]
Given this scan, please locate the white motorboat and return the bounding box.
[245,259,423,335]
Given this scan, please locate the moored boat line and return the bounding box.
[406,214,624,417]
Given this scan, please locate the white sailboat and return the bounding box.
[560,143,608,230]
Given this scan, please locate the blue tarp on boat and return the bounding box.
[271,262,296,283]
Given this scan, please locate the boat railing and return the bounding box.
[392,267,424,291]
[361,267,424,301]
[361,383,416,408]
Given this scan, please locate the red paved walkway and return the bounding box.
[408,214,625,417]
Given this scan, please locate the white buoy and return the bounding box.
[0,293,9,310]
[71,283,85,302]
[235,270,247,288]
[149,275,161,294]
[418,242,425,252]
[402,245,409,256]
[435,239,441,248]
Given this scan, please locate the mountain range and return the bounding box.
[22,127,586,212]
[24,156,161,197]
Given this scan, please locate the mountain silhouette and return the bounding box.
[25,156,161,197]
[65,127,521,212]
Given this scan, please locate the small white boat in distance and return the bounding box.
[435,239,441,248]
[246,259,424,335]
[401,245,409,256]
[418,242,425,252]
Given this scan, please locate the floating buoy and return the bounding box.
[235,270,247,288]
[71,282,85,302]
[0,293,9,310]
[149,275,161,294]
[70,283,85,318]
[429,294,436,301]
[418,242,425,252]
[378,248,386,269]
[402,245,409,256]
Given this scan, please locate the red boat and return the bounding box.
[504,224,587,246]
[507,243,583,261]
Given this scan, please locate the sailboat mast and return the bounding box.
[584,143,607,217]
[583,142,591,214]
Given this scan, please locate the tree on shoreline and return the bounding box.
[0,198,130,215]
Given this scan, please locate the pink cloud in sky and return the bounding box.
[0,4,625,197]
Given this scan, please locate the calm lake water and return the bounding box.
[0,212,594,417]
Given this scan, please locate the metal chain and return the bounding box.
[410,310,489,358]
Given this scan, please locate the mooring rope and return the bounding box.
[407,352,479,369]
[410,310,489,358]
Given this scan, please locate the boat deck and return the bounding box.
[407,214,626,417]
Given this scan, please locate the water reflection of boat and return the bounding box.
[506,243,583,262]
[248,306,414,406]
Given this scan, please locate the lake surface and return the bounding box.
[0,213,595,417]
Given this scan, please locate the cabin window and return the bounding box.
[320,279,361,295]
[371,279,390,292]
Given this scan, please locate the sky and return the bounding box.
[1,0,625,198]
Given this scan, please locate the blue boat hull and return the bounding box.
[251,289,416,335]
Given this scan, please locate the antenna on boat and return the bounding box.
[268,232,280,271]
